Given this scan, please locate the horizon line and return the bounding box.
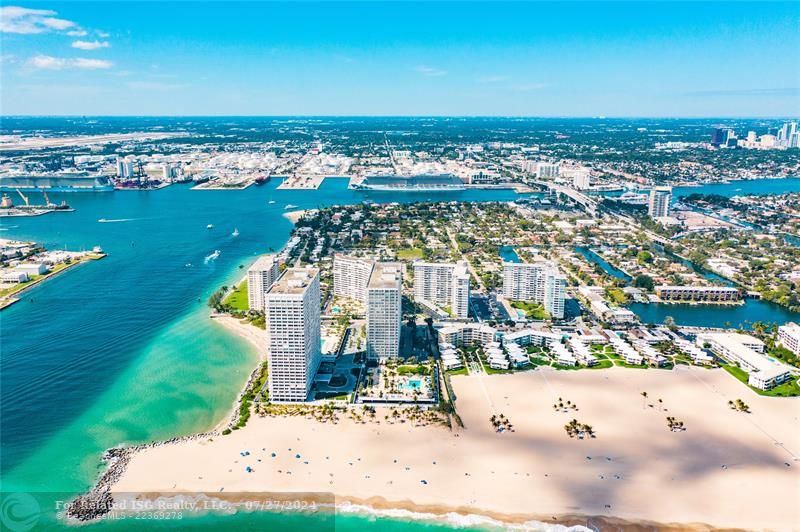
[2,114,799,120]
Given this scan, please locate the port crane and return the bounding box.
[137,161,148,186]
[16,188,29,207]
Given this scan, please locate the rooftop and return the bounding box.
[368,262,402,289]
[248,254,277,272]
[268,267,319,295]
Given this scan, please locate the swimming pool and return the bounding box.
[401,378,422,391]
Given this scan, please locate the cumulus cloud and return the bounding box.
[71,58,113,69]
[0,6,78,34]
[67,29,87,37]
[27,54,112,70]
[415,65,447,77]
[72,40,110,50]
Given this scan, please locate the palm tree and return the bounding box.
[657,398,663,411]
[641,391,648,408]
[728,400,735,409]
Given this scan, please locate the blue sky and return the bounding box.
[1,1,799,116]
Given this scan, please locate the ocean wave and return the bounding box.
[336,502,591,531]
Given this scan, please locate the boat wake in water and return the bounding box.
[204,250,221,263]
[98,218,137,223]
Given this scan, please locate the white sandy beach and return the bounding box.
[210,315,265,355]
[282,209,309,224]
[111,366,800,530]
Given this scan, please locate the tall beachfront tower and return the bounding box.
[265,267,321,402]
[413,261,470,319]
[502,261,567,319]
[366,263,402,360]
[333,254,375,303]
[648,186,672,218]
[247,254,280,312]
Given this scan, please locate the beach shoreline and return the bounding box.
[282,209,309,224]
[72,357,799,530]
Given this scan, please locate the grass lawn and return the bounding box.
[588,359,614,369]
[484,365,514,375]
[397,364,430,376]
[552,363,582,371]
[446,367,469,376]
[722,364,800,397]
[614,360,648,369]
[223,280,249,311]
[509,300,549,320]
[397,248,424,260]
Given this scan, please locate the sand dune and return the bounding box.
[111,366,800,530]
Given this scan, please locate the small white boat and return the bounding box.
[207,224,214,229]
[284,204,298,209]
[232,228,240,237]
[204,250,221,263]
[268,200,276,204]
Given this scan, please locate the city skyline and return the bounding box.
[2,1,799,117]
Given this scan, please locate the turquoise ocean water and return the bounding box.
[1,176,797,530]
[0,180,532,531]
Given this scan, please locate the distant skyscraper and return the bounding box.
[502,261,566,319]
[116,157,125,177]
[247,254,280,312]
[266,267,321,402]
[711,127,734,147]
[710,128,726,147]
[366,263,402,360]
[413,261,470,318]
[648,186,672,218]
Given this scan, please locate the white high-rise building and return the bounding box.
[333,254,375,303]
[648,186,672,218]
[366,263,403,360]
[572,173,591,190]
[266,268,321,402]
[536,162,560,179]
[247,254,280,312]
[502,261,567,319]
[116,157,125,177]
[413,261,470,319]
[778,322,800,355]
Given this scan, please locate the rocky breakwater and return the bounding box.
[66,432,216,522]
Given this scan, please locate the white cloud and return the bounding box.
[478,75,509,83]
[0,6,77,34]
[96,30,110,38]
[67,29,88,37]
[72,40,110,50]
[72,58,112,69]
[27,54,112,70]
[415,65,447,77]
[28,54,65,69]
